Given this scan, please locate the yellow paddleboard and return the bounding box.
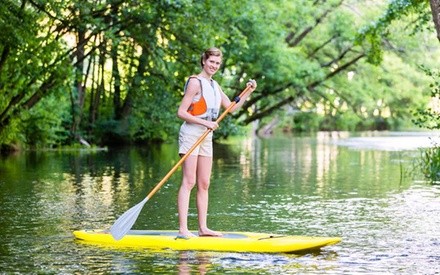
[73,230,341,253]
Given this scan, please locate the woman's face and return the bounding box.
[203,55,222,76]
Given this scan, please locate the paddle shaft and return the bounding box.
[145,85,252,200]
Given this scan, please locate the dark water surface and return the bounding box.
[1,132,439,274]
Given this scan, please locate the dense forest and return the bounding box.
[1,0,439,151]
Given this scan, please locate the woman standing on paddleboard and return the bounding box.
[177,47,257,238]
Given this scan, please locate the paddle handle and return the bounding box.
[145,85,253,200]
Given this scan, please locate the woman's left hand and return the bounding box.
[247,79,257,90]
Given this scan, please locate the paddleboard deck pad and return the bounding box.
[73,230,341,253]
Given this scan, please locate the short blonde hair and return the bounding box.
[200,47,222,67]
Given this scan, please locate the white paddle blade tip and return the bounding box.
[109,198,148,240]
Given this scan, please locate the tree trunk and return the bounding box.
[120,46,148,119]
[430,0,440,42]
[112,42,122,119]
[90,41,106,127]
[0,46,10,74]
[110,3,123,120]
[70,29,86,137]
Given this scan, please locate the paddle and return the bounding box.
[109,84,253,240]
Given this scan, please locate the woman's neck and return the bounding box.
[198,71,212,79]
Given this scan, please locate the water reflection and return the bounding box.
[1,132,440,273]
[173,250,341,274]
[334,131,440,151]
[177,251,210,274]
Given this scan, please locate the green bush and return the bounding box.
[19,93,71,149]
[418,144,440,184]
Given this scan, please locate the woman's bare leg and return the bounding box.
[178,155,198,238]
[196,155,222,236]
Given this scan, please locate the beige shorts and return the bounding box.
[178,131,213,157]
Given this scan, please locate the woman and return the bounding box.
[177,47,257,238]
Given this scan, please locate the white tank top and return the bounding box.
[180,76,222,136]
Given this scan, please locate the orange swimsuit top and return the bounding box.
[185,75,221,121]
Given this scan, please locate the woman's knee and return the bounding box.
[197,179,210,191]
[181,178,197,190]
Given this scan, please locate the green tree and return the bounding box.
[1,0,439,151]
[0,0,72,150]
[233,0,434,133]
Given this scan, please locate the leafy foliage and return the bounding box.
[0,0,439,151]
[412,67,440,129]
[418,144,440,184]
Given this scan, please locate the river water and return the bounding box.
[0,131,439,274]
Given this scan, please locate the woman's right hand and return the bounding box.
[204,120,219,131]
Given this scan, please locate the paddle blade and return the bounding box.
[109,197,148,240]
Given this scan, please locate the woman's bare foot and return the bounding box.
[198,228,223,237]
[178,230,197,239]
